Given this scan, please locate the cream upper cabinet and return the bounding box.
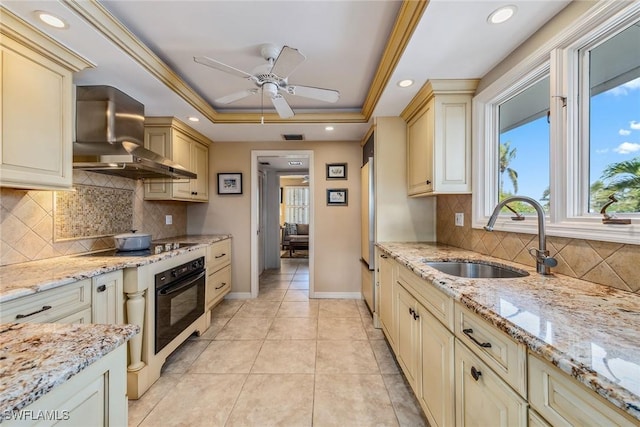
[0,8,92,190]
[402,80,478,197]
[144,117,210,202]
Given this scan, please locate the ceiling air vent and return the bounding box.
[282,134,304,141]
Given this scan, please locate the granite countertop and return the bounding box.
[377,242,640,422]
[0,234,231,303]
[0,322,139,421]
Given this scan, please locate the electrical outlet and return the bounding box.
[165,215,173,225]
[455,213,464,227]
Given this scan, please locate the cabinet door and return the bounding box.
[144,127,173,199]
[378,252,396,349]
[92,271,124,324]
[171,131,194,199]
[455,340,527,427]
[419,306,455,427]
[56,307,92,324]
[396,285,420,391]
[206,265,231,311]
[190,141,209,201]
[0,45,72,189]
[407,101,434,196]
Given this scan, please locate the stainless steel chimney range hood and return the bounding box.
[73,86,197,180]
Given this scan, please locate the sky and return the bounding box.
[499,77,640,205]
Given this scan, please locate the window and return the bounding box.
[473,1,640,244]
[283,186,309,224]
[498,76,551,212]
[581,23,640,214]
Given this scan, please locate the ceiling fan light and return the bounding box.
[263,82,278,98]
[488,5,517,24]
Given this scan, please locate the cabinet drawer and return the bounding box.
[398,264,453,331]
[1,279,91,324]
[207,239,231,273]
[528,353,637,427]
[454,303,527,396]
[206,265,231,311]
[455,339,527,427]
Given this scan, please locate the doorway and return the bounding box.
[250,150,314,298]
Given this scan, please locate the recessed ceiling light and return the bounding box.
[35,11,68,29]
[397,79,414,88]
[487,5,517,24]
[325,126,334,131]
[188,116,200,122]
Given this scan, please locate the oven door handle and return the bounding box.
[158,271,206,296]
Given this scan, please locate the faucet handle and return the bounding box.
[528,248,558,267]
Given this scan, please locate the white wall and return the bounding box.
[188,140,362,296]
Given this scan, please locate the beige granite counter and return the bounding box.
[0,322,139,421]
[0,234,231,303]
[377,242,640,421]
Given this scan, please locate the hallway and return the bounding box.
[128,258,427,426]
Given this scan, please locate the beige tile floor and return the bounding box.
[129,258,428,427]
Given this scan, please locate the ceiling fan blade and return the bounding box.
[194,56,254,79]
[270,46,306,78]
[287,85,340,103]
[215,89,258,104]
[270,94,294,118]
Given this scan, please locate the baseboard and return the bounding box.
[310,292,363,299]
[226,292,252,299]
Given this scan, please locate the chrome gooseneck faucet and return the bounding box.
[484,196,557,275]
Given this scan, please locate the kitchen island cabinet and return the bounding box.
[376,242,640,426]
[144,117,210,202]
[0,322,137,427]
[0,7,92,191]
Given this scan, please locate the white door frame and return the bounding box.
[251,150,314,298]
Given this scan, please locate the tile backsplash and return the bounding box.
[0,171,187,266]
[436,194,640,294]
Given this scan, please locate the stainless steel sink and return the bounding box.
[424,261,529,278]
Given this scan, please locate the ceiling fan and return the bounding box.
[194,44,340,119]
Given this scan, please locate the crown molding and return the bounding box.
[64,0,420,125]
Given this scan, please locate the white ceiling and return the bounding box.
[3,0,572,144]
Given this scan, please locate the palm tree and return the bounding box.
[499,141,518,195]
[599,157,640,211]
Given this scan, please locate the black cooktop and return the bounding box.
[81,242,199,257]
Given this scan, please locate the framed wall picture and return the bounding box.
[327,188,348,206]
[326,163,347,180]
[217,173,243,195]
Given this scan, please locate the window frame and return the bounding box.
[472,0,640,245]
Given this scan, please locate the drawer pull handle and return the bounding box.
[409,307,414,315]
[215,282,227,290]
[471,366,482,381]
[16,305,52,319]
[97,285,107,293]
[413,311,420,320]
[463,328,492,348]
[215,253,226,259]
[380,254,388,259]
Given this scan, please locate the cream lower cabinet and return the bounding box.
[455,339,528,427]
[144,117,210,202]
[206,239,232,311]
[378,250,397,351]
[0,8,91,190]
[528,353,638,427]
[5,345,128,427]
[92,270,124,324]
[0,279,92,324]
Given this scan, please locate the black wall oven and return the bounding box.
[155,256,205,354]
